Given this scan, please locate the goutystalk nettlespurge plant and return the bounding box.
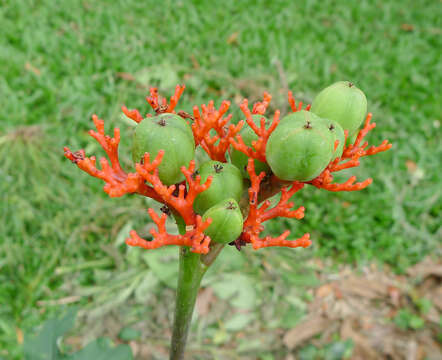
[64,82,391,359]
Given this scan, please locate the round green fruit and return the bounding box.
[266,110,334,182]
[194,161,243,214]
[279,111,330,132]
[283,113,344,159]
[311,81,367,136]
[132,113,195,185]
[231,114,271,178]
[202,198,243,244]
[324,119,345,160]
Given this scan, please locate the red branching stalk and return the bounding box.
[252,92,272,114]
[126,208,212,254]
[121,84,185,123]
[239,159,311,250]
[64,111,214,254]
[121,106,145,123]
[288,90,311,112]
[126,154,213,254]
[229,97,280,163]
[134,152,212,225]
[146,84,185,114]
[309,113,392,191]
[64,115,161,200]
[192,100,243,161]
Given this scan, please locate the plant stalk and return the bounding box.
[169,215,224,360]
[169,247,206,360]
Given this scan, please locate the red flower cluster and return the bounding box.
[64,85,391,254]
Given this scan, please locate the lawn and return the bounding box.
[0,0,440,358]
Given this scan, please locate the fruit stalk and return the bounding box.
[170,247,205,360]
[170,217,224,360]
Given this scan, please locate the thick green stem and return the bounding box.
[170,247,206,360]
[169,215,224,360]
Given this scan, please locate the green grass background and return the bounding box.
[1,0,440,358]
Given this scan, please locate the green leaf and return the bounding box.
[67,338,133,360]
[415,297,432,315]
[134,271,159,303]
[142,247,179,288]
[212,329,229,345]
[114,221,133,247]
[279,306,305,329]
[236,338,267,353]
[409,316,425,330]
[324,340,354,360]
[118,327,141,342]
[394,309,425,330]
[394,309,413,330]
[299,344,320,360]
[211,274,256,310]
[224,313,254,331]
[24,308,77,360]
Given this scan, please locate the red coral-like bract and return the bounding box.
[127,151,213,253]
[288,90,311,112]
[65,87,215,254]
[309,113,392,191]
[146,84,185,114]
[192,100,243,161]
[127,208,212,254]
[134,152,212,225]
[121,84,185,123]
[238,159,311,250]
[229,96,280,163]
[64,115,161,201]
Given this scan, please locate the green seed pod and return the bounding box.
[194,161,243,214]
[132,113,195,185]
[311,81,367,136]
[324,119,345,160]
[231,114,271,178]
[202,198,243,244]
[266,110,334,182]
[279,111,330,132]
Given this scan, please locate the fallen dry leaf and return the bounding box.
[407,260,442,279]
[129,341,139,357]
[338,276,388,299]
[388,286,402,307]
[341,319,379,360]
[341,201,351,208]
[37,295,81,306]
[283,315,332,349]
[401,23,415,32]
[195,287,215,317]
[16,328,23,344]
[116,72,135,81]
[226,32,239,45]
[25,62,41,76]
[190,54,200,69]
[406,160,418,173]
[427,286,442,312]
[316,283,333,298]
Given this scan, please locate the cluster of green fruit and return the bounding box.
[131,81,367,245]
[132,112,244,245]
[232,81,367,182]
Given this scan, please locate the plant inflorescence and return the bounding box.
[64,84,391,254]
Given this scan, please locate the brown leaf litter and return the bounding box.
[283,256,441,359]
